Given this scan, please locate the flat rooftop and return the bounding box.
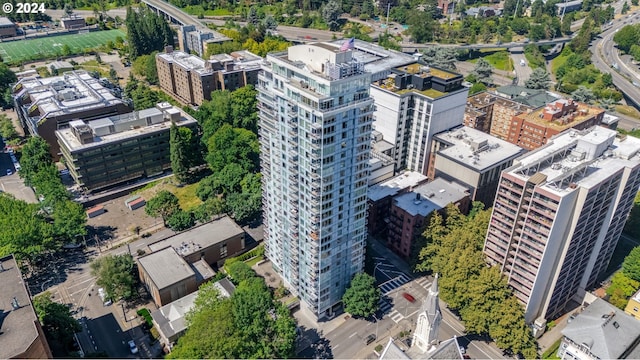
[396,63,458,80]
[148,216,244,256]
[435,126,524,171]
[55,104,198,152]
[394,177,469,217]
[158,50,262,76]
[13,70,123,121]
[138,247,195,290]
[368,171,428,202]
[466,92,534,113]
[520,100,604,131]
[510,126,640,194]
[157,51,210,75]
[327,39,415,81]
[0,255,42,359]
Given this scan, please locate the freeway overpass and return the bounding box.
[400,36,575,53]
[141,0,229,41]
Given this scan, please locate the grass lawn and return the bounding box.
[183,5,234,16]
[77,59,112,78]
[616,105,640,120]
[551,52,570,75]
[469,51,513,71]
[542,338,562,359]
[0,29,125,64]
[244,256,265,267]
[136,178,203,211]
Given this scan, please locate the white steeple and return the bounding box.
[412,273,442,352]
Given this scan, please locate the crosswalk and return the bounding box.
[378,298,392,314]
[378,273,412,295]
[416,276,432,290]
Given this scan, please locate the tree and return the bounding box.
[125,6,174,59]
[613,25,640,53]
[571,86,595,104]
[19,137,53,187]
[170,276,295,358]
[231,85,259,133]
[407,9,436,43]
[322,0,342,31]
[206,125,260,173]
[90,254,137,301]
[166,210,195,231]
[170,123,191,184]
[469,82,487,95]
[622,1,630,14]
[342,273,380,318]
[226,191,262,224]
[53,200,87,241]
[472,58,493,84]
[607,272,640,308]
[131,53,159,84]
[247,6,259,25]
[33,291,81,348]
[226,261,257,283]
[623,246,640,282]
[0,63,17,109]
[0,114,18,140]
[525,68,551,90]
[63,3,74,17]
[145,190,181,225]
[263,15,278,31]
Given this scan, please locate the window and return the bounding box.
[220,244,228,258]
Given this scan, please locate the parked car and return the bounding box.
[6,169,12,176]
[98,288,112,306]
[128,340,138,354]
[402,292,416,303]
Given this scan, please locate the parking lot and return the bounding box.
[0,141,36,203]
[86,193,162,243]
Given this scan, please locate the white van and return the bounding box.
[520,59,526,66]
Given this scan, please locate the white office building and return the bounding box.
[370,64,469,174]
[257,42,374,319]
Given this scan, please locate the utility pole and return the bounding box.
[386,2,391,28]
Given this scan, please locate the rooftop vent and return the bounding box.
[613,321,620,329]
[11,296,19,310]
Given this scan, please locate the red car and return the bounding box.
[402,292,416,303]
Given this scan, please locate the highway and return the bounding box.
[591,10,640,108]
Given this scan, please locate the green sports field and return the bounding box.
[0,29,125,64]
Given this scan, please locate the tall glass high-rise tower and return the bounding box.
[257,43,374,319]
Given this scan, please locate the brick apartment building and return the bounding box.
[156,47,261,106]
[508,99,605,150]
[464,92,534,139]
[388,178,470,259]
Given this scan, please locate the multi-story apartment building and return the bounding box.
[429,126,524,206]
[367,171,428,236]
[56,103,197,192]
[178,25,230,57]
[257,42,375,319]
[388,178,470,259]
[507,99,605,150]
[12,71,131,160]
[370,63,468,175]
[483,127,640,325]
[156,47,261,106]
[464,92,534,139]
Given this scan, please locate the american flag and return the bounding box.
[340,37,355,51]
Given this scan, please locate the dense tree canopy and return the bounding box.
[342,272,380,317]
[125,6,174,59]
[0,194,56,261]
[169,273,296,358]
[90,254,137,301]
[0,64,17,109]
[33,291,81,350]
[524,68,551,90]
[415,204,537,358]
